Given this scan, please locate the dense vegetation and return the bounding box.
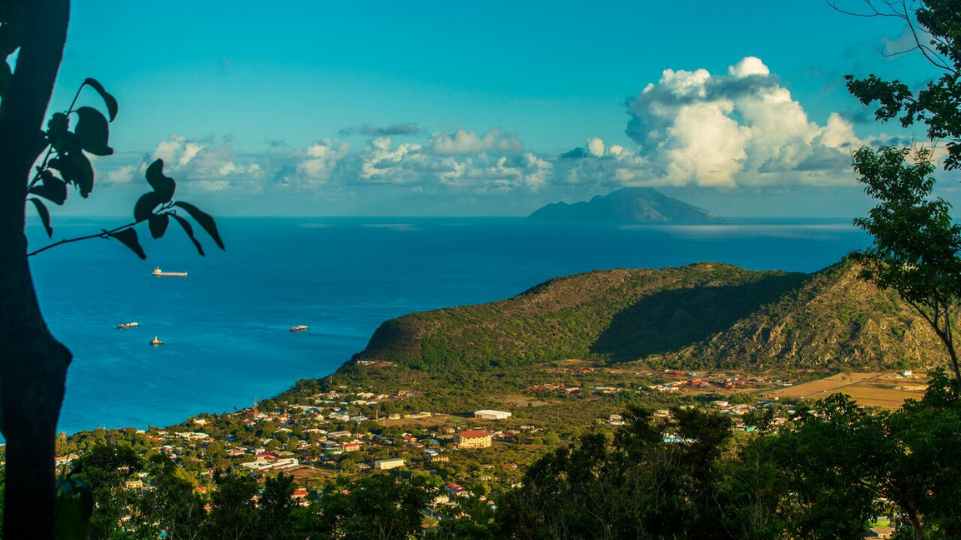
[353,260,949,373]
[22,371,959,540]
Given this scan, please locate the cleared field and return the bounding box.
[769,372,926,409]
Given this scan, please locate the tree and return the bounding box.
[837,0,961,387]
[204,472,260,540]
[771,373,961,540]
[316,474,433,540]
[852,146,961,385]
[72,443,145,539]
[0,2,222,538]
[496,406,736,540]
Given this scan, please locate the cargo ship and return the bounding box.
[153,267,187,277]
[290,325,308,333]
[117,322,139,329]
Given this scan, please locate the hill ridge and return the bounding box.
[350,260,947,372]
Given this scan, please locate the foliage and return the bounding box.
[843,0,961,387]
[316,473,433,540]
[852,145,961,384]
[842,0,961,169]
[495,406,736,540]
[23,79,224,259]
[353,261,947,374]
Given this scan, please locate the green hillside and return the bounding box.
[351,260,949,373]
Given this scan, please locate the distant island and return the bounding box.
[528,187,719,222]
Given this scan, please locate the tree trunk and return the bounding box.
[0,1,71,539]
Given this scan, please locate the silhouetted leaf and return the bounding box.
[148,213,169,239]
[172,214,204,256]
[50,151,94,197]
[144,159,175,202]
[109,228,146,259]
[73,107,112,156]
[174,201,224,250]
[82,78,118,122]
[47,113,69,140]
[28,198,52,238]
[55,477,94,540]
[28,171,67,205]
[134,191,165,222]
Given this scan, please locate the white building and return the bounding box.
[240,458,299,472]
[373,458,406,470]
[474,410,512,420]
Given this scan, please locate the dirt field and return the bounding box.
[769,372,926,408]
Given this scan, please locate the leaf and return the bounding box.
[55,478,94,540]
[73,107,112,156]
[47,113,70,140]
[109,228,146,259]
[50,151,94,197]
[174,201,224,250]
[82,78,118,122]
[148,213,169,239]
[144,159,176,202]
[134,191,165,222]
[28,198,52,238]
[172,214,204,256]
[28,171,67,205]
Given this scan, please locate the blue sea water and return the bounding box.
[26,217,870,435]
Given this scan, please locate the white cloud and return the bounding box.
[619,56,864,187]
[587,137,605,157]
[151,135,203,169]
[428,128,523,155]
[294,139,349,185]
[101,164,138,185]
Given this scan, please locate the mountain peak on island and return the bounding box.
[528,187,718,223]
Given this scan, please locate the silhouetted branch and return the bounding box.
[829,0,955,73]
[27,220,140,257]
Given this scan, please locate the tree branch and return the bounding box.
[27,220,139,257]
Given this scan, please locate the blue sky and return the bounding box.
[43,0,954,217]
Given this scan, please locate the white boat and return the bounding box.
[152,267,187,277]
[290,325,308,333]
[117,322,139,329]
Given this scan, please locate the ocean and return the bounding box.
[26,217,870,435]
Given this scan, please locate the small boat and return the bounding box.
[117,322,139,329]
[290,325,308,333]
[152,267,187,277]
[150,336,164,346]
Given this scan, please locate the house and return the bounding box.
[373,458,406,470]
[341,442,361,452]
[474,410,512,420]
[455,430,492,449]
[444,483,467,498]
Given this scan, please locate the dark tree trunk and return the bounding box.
[0,1,71,539]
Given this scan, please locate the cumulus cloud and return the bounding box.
[428,128,523,155]
[101,164,138,185]
[619,56,863,187]
[152,134,203,169]
[348,136,550,191]
[144,134,268,194]
[294,139,349,185]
